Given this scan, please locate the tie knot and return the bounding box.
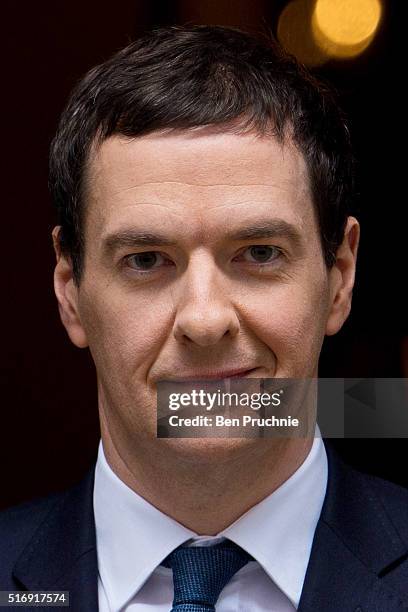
[162,541,252,612]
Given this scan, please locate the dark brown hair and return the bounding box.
[49,25,354,284]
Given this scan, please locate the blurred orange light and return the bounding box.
[277,0,328,67]
[312,0,383,58]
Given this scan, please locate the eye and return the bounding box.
[237,245,283,264]
[124,251,170,272]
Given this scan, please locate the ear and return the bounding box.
[52,226,88,348]
[325,216,360,336]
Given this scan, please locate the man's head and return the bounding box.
[51,26,359,456]
[50,25,355,285]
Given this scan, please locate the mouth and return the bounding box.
[164,367,258,382]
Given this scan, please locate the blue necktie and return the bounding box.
[162,540,252,611]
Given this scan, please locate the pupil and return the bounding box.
[250,246,273,262]
[135,252,157,269]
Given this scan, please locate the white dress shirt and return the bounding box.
[94,427,328,611]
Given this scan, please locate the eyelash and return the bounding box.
[123,245,285,275]
[123,252,172,275]
[234,245,284,266]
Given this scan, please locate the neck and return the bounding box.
[100,420,314,534]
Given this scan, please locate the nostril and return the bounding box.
[173,310,240,346]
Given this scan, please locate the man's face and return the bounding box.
[54,129,355,448]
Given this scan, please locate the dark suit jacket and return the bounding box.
[0,441,407,611]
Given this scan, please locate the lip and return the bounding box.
[163,367,258,382]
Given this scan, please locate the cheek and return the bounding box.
[79,286,173,380]
[238,277,330,374]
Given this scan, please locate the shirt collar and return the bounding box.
[220,427,328,607]
[94,426,327,611]
[94,446,195,611]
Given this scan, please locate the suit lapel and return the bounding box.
[12,466,98,612]
[298,441,408,611]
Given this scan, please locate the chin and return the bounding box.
[156,436,268,463]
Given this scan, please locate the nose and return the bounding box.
[173,255,240,347]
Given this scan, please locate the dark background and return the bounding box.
[1,0,406,510]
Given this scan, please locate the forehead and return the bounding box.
[84,129,315,243]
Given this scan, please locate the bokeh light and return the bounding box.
[277,0,328,67]
[278,0,383,66]
[312,0,383,59]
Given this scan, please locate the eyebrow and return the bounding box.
[228,220,302,246]
[103,230,174,254]
[102,219,303,255]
